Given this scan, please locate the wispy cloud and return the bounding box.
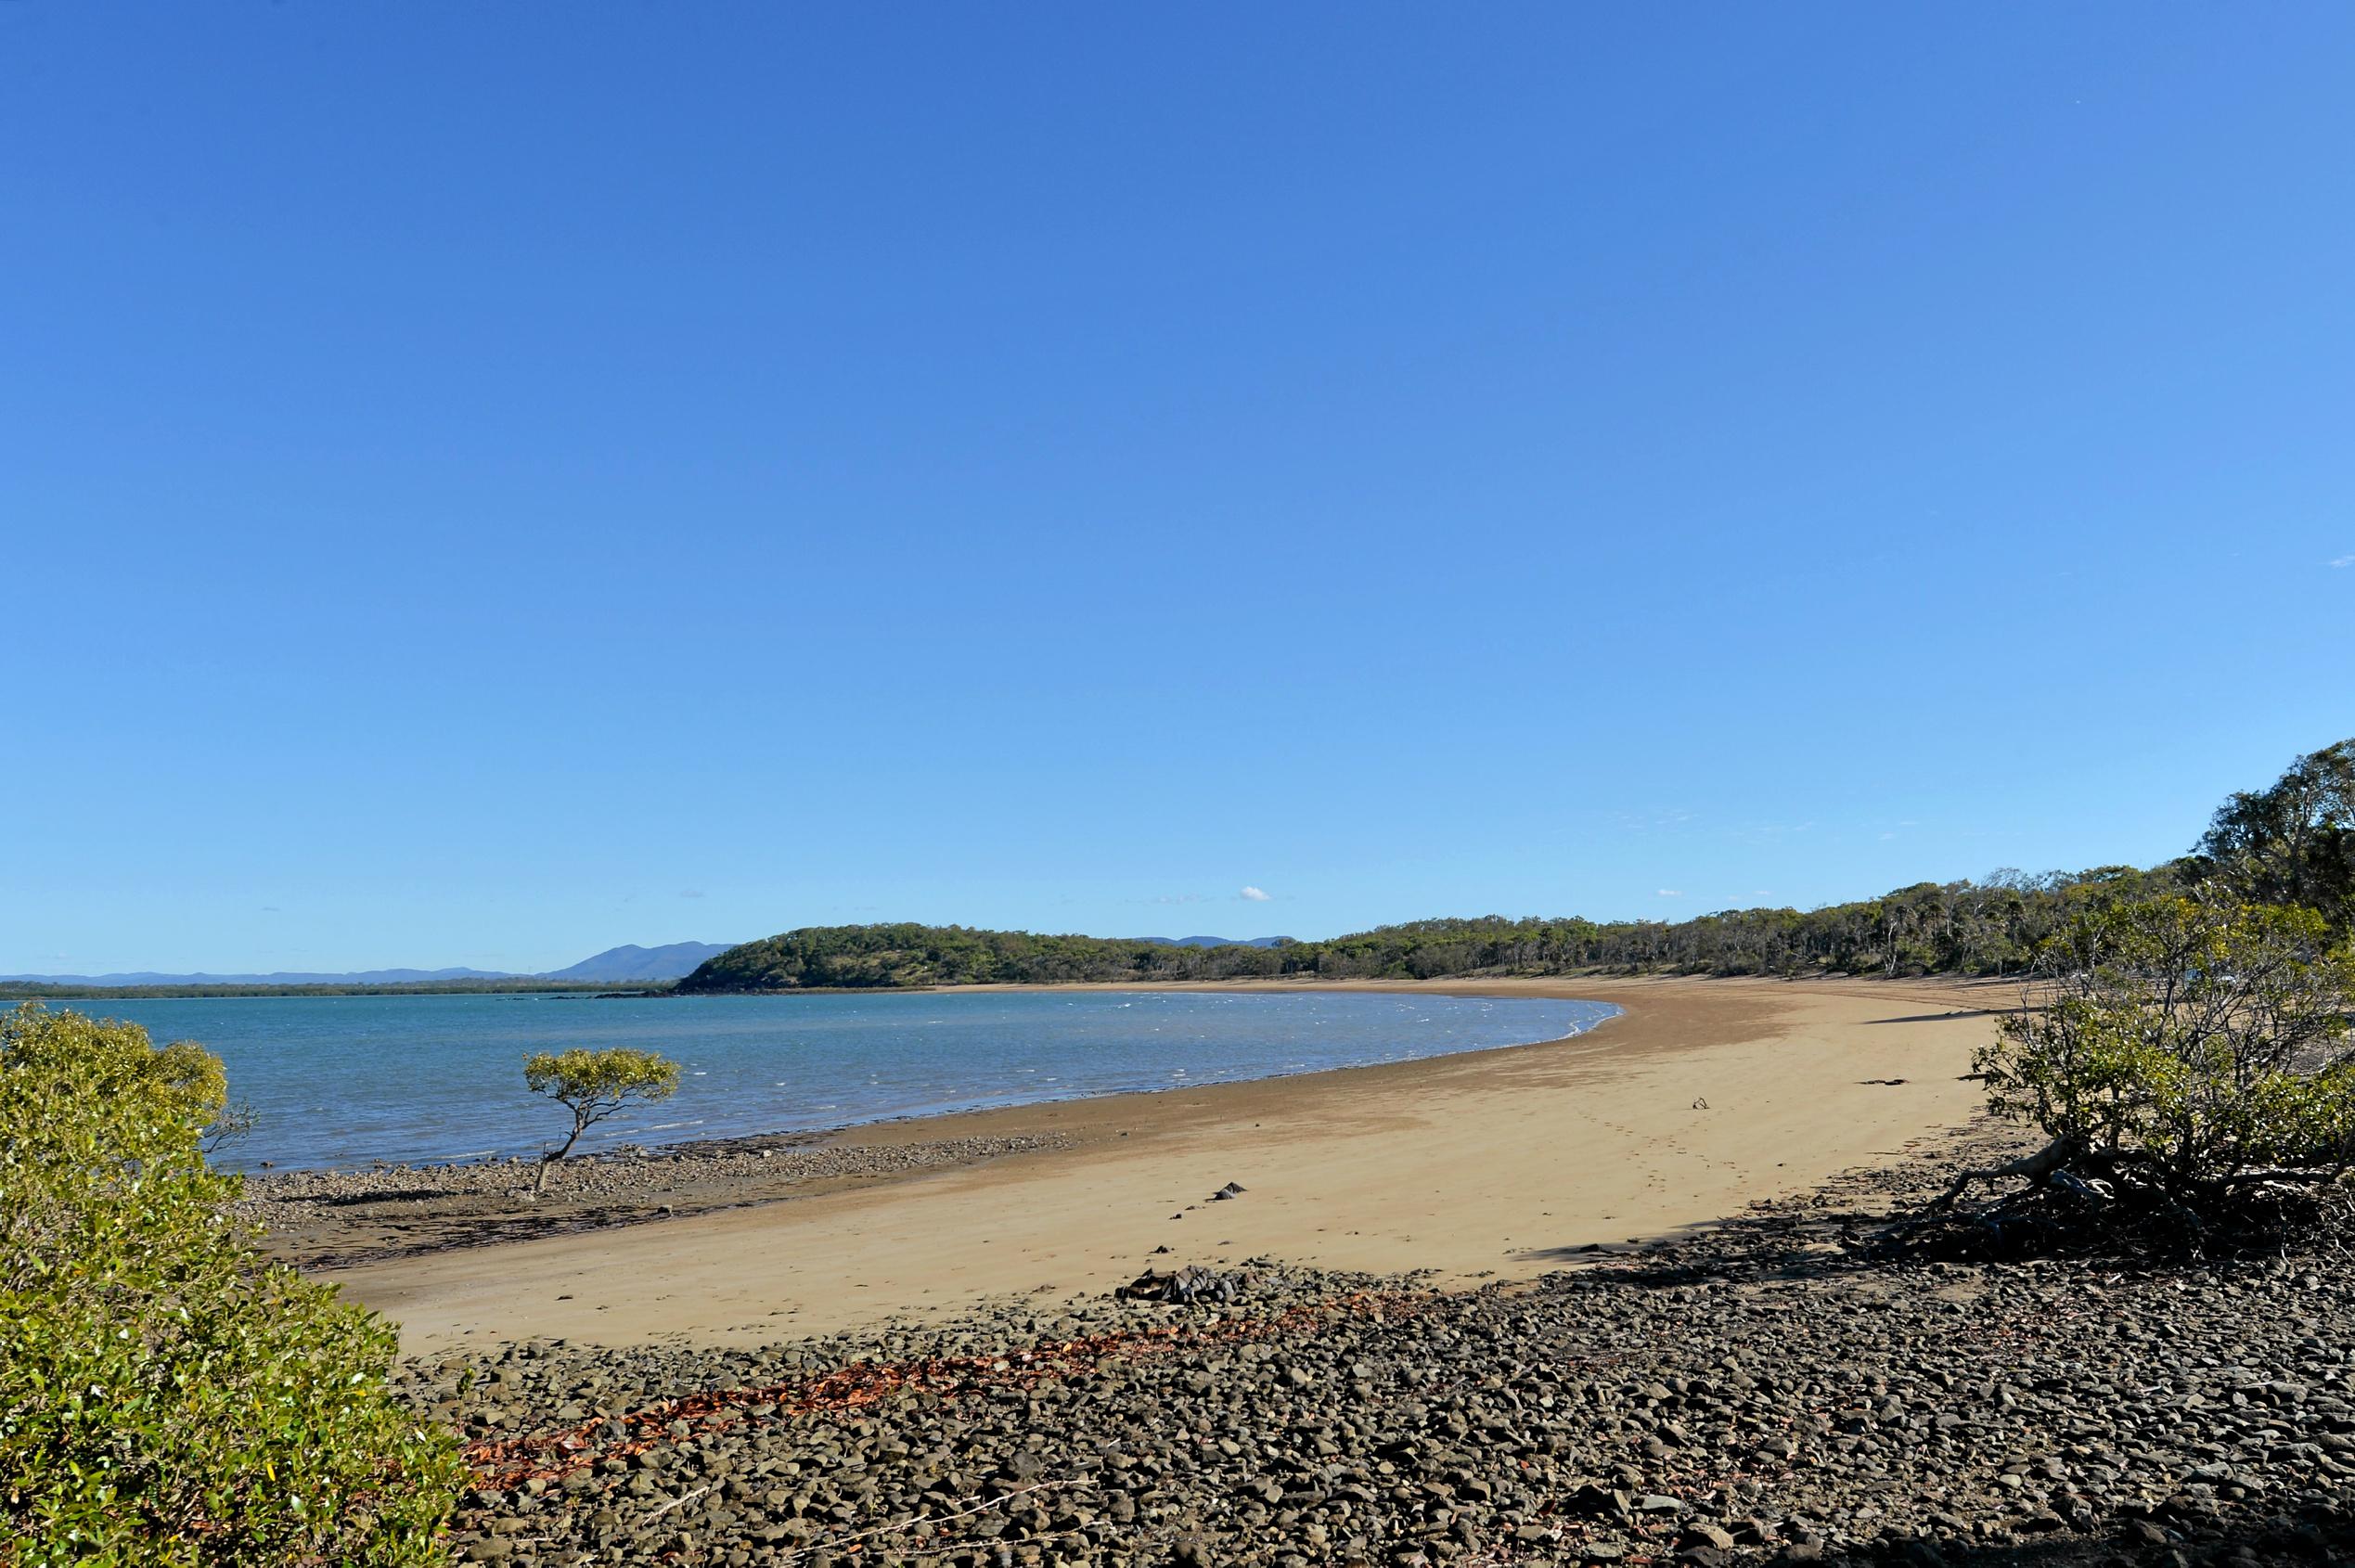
[2333,554,2354,569]
[1656,889,1682,898]
[1728,819,1816,842]
[1614,809,1697,833]
[1239,885,1272,902]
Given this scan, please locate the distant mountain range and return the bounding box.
[1,941,737,989]
[2,936,1301,990]
[1129,935,1292,948]
[0,966,517,986]
[539,942,736,982]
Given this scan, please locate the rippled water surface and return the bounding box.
[73,989,1618,1172]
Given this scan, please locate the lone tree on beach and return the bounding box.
[523,1046,682,1197]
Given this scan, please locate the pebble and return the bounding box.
[406,1121,2355,1566]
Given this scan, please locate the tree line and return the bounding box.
[681,740,2351,992]
[673,870,2176,992]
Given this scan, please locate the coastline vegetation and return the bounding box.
[1918,892,2355,1256]
[681,740,2350,993]
[0,1004,459,1563]
[522,1047,683,1198]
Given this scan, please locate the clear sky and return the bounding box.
[5,6,2351,974]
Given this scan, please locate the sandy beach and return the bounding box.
[328,975,2008,1353]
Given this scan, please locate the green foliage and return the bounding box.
[521,1047,682,1193]
[676,740,2348,993]
[0,1005,460,1565]
[2197,738,2355,935]
[674,870,2183,994]
[676,924,1288,992]
[1975,899,2355,1185]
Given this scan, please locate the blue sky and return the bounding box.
[5,5,2351,973]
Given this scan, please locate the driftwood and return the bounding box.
[1927,1135,2082,1213]
[641,1484,713,1523]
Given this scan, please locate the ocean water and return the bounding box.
[67,989,1618,1173]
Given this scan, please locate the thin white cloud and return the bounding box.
[2333,554,2355,569]
[1239,885,1272,902]
[1656,889,1682,898]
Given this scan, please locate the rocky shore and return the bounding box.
[243,1131,1069,1268]
[400,1123,2355,1567]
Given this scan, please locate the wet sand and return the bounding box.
[327,975,2010,1352]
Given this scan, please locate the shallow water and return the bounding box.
[71,989,1616,1172]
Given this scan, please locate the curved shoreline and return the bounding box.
[326,974,2010,1353]
[248,989,1626,1270]
[239,987,1621,1178]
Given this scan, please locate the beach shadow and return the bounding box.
[307,1187,467,1207]
[1803,1498,2355,1566]
[1511,1202,1896,1288]
[1860,1009,2008,1024]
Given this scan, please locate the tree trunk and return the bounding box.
[532,1121,587,1199]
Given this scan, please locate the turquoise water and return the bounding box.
[71,989,1617,1173]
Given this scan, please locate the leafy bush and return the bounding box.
[0,1004,459,1565]
[1975,897,2355,1187]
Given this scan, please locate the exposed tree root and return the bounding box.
[1890,1145,2354,1265]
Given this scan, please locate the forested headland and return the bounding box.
[679,739,2352,993]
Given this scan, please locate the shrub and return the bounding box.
[1975,897,2355,1188]
[0,1005,460,1565]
